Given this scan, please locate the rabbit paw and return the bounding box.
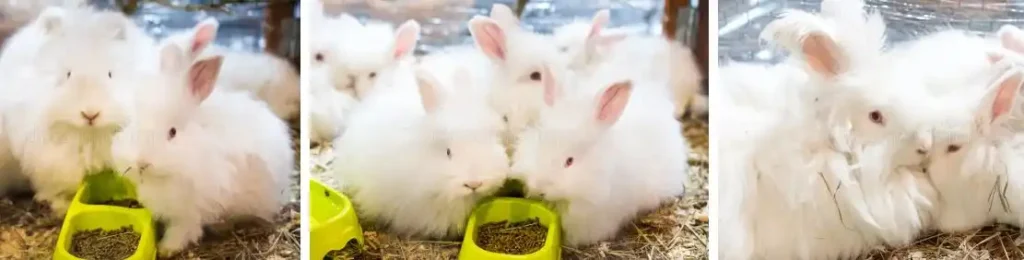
[159,221,202,258]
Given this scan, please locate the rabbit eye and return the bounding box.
[368,72,377,79]
[558,46,568,52]
[868,110,884,125]
[564,157,574,168]
[168,127,177,140]
[947,145,961,153]
[107,71,112,78]
[446,148,452,159]
[314,53,324,62]
[529,72,542,81]
[66,71,71,79]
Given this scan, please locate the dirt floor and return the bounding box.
[0,121,301,260]
[311,117,710,260]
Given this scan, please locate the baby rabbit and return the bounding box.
[718,1,939,258]
[333,61,508,239]
[3,8,140,216]
[551,10,705,119]
[331,17,422,100]
[511,65,687,246]
[307,6,367,143]
[113,44,293,257]
[160,18,300,120]
[468,4,569,140]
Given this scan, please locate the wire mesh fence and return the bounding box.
[719,0,1024,63]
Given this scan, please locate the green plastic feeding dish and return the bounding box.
[53,171,157,260]
[310,179,364,260]
[459,197,562,260]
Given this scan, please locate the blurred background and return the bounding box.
[0,0,300,66]
[720,0,1024,63]
[317,0,708,75]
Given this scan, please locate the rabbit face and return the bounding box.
[512,122,605,202]
[426,100,509,200]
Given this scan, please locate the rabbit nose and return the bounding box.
[80,111,100,125]
[463,181,483,191]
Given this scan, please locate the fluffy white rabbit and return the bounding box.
[307,5,366,143]
[309,65,357,144]
[331,17,422,100]
[510,64,687,246]
[2,9,142,216]
[0,6,156,73]
[717,1,939,258]
[159,18,300,120]
[467,4,569,140]
[551,9,705,119]
[112,44,293,257]
[333,60,507,239]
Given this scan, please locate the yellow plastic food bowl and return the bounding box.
[459,197,561,260]
[310,179,364,260]
[53,171,156,260]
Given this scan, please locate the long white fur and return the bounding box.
[308,4,365,143]
[551,11,705,119]
[468,4,569,142]
[510,62,687,246]
[112,45,292,256]
[2,8,141,215]
[717,0,938,258]
[159,19,300,121]
[332,56,508,239]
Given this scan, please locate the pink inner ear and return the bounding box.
[1002,29,1024,54]
[588,10,610,40]
[596,82,632,124]
[470,18,507,61]
[191,24,217,56]
[542,66,556,106]
[988,52,1005,64]
[188,57,223,103]
[415,70,440,113]
[992,72,1024,122]
[801,33,842,78]
[392,21,420,59]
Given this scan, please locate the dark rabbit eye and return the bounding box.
[529,71,542,81]
[868,110,884,125]
[108,71,112,78]
[947,145,961,153]
[168,127,177,140]
[368,72,377,79]
[916,149,927,155]
[315,53,324,62]
[564,157,574,168]
[66,71,71,79]
[446,148,452,159]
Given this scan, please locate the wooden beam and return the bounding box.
[264,1,295,56]
[697,0,708,76]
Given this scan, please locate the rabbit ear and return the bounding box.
[998,25,1024,54]
[800,33,844,78]
[595,81,632,126]
[588,9,609,39]
[187,56,223,104]
[37,7,65,35]
[160,44,188,73]
[188,18,219,58]
[489,4,520,27]
[414,69,443,113]
[988,51,1005,64]
[542,66,558,106]
[979,67,1024,127]
[391,20,420,60]
[469,16,507,61]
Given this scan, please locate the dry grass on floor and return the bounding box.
[311,118,709,260]
[0,119,302,260]
[866,225,1024,260]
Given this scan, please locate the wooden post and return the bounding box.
[663,0,680,40]
[696,0,708,76]
[264,0,295,55]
